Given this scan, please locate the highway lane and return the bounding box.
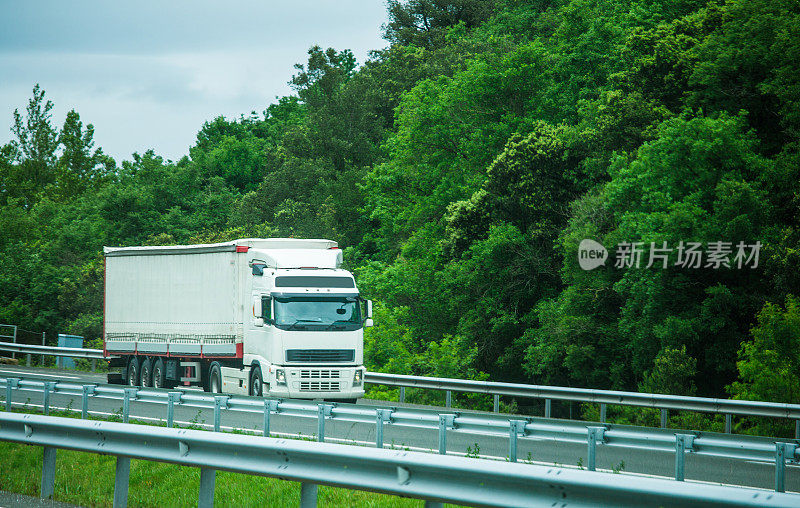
[2,365,798,493]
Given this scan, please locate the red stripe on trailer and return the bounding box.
[236,245,249,253]
[236,342,243,358]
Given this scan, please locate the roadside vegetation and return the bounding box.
[1,0,799,435]
[0,441,422,507]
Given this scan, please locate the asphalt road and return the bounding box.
[1,365,798,493]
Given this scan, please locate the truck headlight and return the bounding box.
[275,369,286,385]
[353,369,363,385]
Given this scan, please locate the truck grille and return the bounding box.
[300,369,340,379]
[286,349,354,363]
[300,381,340,392]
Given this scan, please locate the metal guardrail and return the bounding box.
[0,412,798,508]
[365,372,800,419]
[0,341,105,359]
[365,372,800,437]
[2,376,799,493]
[3,342,800,436]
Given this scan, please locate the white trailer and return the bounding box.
[104,238,371,401]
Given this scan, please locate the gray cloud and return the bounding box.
[0,0,389,162]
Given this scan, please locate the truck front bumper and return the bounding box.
[266,365,366,399]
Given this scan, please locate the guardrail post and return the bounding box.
[123,388,137,423]
[674,434,694,481]
[41,446,56,499]
[544,399,551,419]
[445,390,452,408]
[263,399,279,437]
[775,443,787,492]
[600,403,607,423]
[91,359,97,372]
[586,427,605,471]
[300,482,317,508]
[82,384,96,419]
[660,409,668,429]
[399,387,405,403]
[5,377,19,411]
[508,420,526,462]
[796,420,800,440]
[317,404,333,442]
[376,409,392,448]
[438,414,456,455]
[167,391,182,428]
[493,394,499,413]
[26,353,31,367]
[114,456,130,508]
[724,414,732,434]
[199,467,216,507]
[43,381,55,415]
[213,396,228,432]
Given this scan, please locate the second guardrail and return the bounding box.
[2,341,799,438]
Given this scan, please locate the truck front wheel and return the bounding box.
[208,362,222,393]
[250,368,263,397]
[127,357,140,387]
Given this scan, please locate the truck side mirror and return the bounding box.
[366,300,373,319]
[365,318,374,328]
[254,317,265,327]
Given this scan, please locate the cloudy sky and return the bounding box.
[0,1,389,162]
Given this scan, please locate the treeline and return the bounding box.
[1,0,799,418]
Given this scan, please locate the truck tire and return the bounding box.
[152,358,166,389]
[250,367,263,397]
[140,358,153,387]
[208,362,222,393]
[127,357,140,387]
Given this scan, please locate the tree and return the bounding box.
[3,84,59,206]
[384,0,495,49]
[56,110,115,199]
[290,46,383,169]
[729,296,800,404]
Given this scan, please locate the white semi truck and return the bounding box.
[103,238,371,401]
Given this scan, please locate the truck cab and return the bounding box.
[239,243,370,400]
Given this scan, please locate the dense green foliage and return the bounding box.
[2,0,799,417]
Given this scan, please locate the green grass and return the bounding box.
[0,441,428,507]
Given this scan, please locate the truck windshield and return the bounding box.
[273,296,362,331]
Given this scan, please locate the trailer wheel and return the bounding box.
[250,367,263,397]
[208,362,222,394]
[127,357,140,387]
[140,358,153,387]
[152,358,166,389]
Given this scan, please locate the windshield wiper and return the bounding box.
[287,319,321,330]
[324,319,353,330]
